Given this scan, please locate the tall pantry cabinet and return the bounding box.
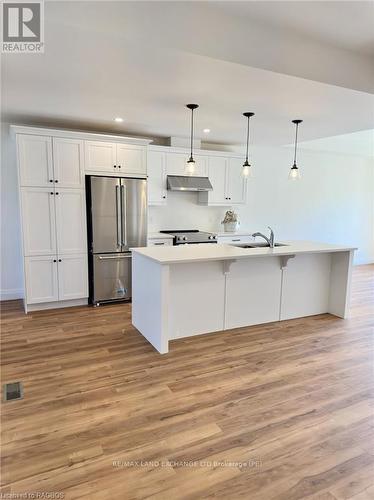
[16,133,88,311]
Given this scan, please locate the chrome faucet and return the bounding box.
[251,226,275,248]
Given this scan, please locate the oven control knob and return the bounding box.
[208,235,213,239]
[213,235,217,239]
[183,236,187,241]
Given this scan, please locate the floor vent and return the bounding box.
[3,382,23,402]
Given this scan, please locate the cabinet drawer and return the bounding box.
[217,235,253,245]
[147,238,173,247]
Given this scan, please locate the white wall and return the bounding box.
[1,124,373,300]
[149,145,374,265]
[0,123,23,300]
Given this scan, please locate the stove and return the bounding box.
[160,230,218,245]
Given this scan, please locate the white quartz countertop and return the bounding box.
[132,240,356,264]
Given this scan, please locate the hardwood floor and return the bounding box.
[1,265,373,500]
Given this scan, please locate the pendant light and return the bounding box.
[289,119,303,180]
[185,104,199,175]
[242,112,255,177]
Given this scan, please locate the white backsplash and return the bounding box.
[148,191,227,233]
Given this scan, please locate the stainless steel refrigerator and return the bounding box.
[86,176,147,305]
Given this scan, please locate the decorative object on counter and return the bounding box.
[242,112,255,178]
[185,104,199,176]
[221,210,240,232]
[289,119,303,180]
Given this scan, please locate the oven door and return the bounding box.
[93,253,132,304]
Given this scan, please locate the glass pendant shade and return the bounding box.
[289,164,301,180]
[242,161,252,178]
[185,157,196,176]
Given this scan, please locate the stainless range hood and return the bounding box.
[167,175,213,192]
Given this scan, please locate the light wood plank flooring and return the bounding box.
[1,265,373,499]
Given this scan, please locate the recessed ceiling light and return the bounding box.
[203,128,211,133]
[114,117,124,123]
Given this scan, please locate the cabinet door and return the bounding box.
[53,138,84,188]
[21,187,57,256]
[166,152,207,177]
[207,156,227,204]
[84,141,117,173]
[58,254,88,300]
[25,256,58,304]
[147,150,167,205]
[18,135,53,187]
[55,189,87,254]
[227,158,247,204]
[116,144,146,175]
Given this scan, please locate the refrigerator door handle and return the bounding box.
[98,254,132,260]
[121,184,128,248]
[115,185,121,248]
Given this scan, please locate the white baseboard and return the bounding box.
[0,289,23,301]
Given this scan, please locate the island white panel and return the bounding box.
[168,261,225,339]
[280,253,332,320]
[132,253,169,354]
[225,257,282,329]
[328,250,354,318]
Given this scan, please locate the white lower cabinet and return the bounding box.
[25,254,88,304]
[58,254,88,300]
[147,238,173,247]
[217,235,254,245]
[25,256,59,304]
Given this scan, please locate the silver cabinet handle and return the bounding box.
[232,239,241,242]
[115,185,121,248]
[154,242,165,246]
[98,255,131,260]
[121,184,127,247]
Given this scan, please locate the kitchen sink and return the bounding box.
[233,242,288,248]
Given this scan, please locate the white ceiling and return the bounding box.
[1,1,374,147]
[216,1,374,56]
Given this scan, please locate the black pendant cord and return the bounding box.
[293,122,299,166]
[245,115,250,163]
[242,112,254,166]
[292,119,303,167]
[190,107,194,160]
[186,104,199,162]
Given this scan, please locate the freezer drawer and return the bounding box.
[93,253,132,303]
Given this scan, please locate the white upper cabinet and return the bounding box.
[53,138,84,188]
[207,156,227,204]
[21,187,57,256]
[18,135,53,187]
[85,141,146,175]
[227,157,247,204]
[84,141,117,173]
[198,155,247,206]
[55,189,87,254]
[147,150,167,205]
[116,144,146,175]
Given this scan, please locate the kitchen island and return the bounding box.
[132,241,356,353]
